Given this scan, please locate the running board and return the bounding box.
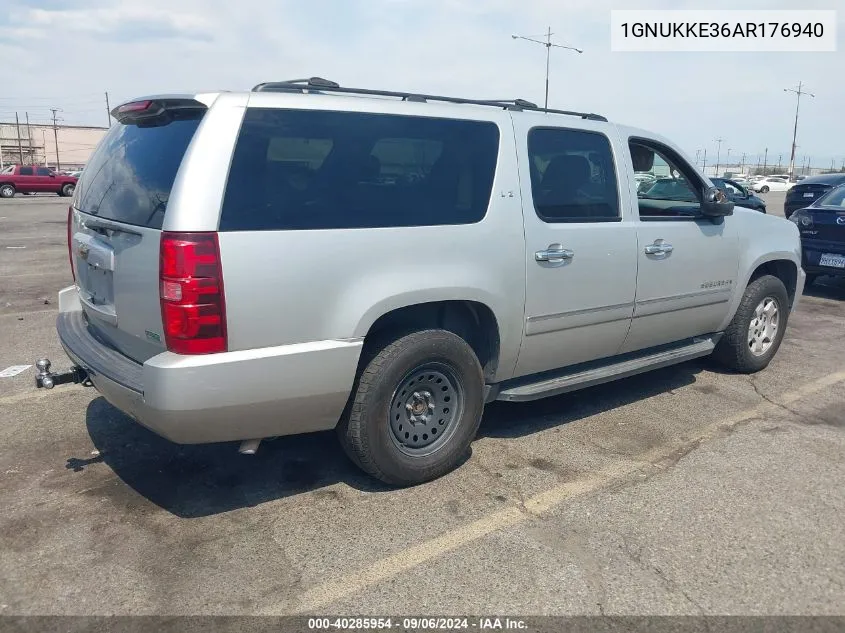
[496,336,720,402]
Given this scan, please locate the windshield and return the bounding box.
[75,114,203,228]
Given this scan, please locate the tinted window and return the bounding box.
[36,167,52,176]
[75,114,203,229]
[527,128,619,222]
[819,185,845,207]
[219,109,499,231]
[20,167,33,176]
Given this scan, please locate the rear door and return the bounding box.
[17,166,37,192]
[35,166,55,192]
[511,117,638,378]
[70,98,209,362]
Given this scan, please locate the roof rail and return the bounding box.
[250,77,607,122]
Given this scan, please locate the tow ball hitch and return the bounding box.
[34,358,89,389]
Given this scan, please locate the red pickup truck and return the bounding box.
[0,165,78,198]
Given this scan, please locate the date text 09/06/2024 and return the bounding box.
[308,617,528,630]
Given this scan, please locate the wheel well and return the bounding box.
[749,260,798,308]
[365,301,501,380]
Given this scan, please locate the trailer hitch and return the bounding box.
[34,358,89,389]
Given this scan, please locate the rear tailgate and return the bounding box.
[70,98,206,363]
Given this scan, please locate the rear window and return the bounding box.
[74,114,203,229]
[219,108,500,231]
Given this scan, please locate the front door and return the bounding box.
[621,138,739,353]
[512,119,638,378]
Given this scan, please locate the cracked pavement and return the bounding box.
[1,195,844,616]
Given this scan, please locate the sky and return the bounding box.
[1,0,843,169]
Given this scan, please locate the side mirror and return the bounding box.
[701,186,734,217]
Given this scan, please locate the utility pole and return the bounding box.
[41,130,49,168]
[741,152,746,173]
[702,148,707,172]
[763,148,768,174]
[50,107,61,172]
[777,154,782,171]
[784,81,814,181]
[105,91,111,127]
[14,113,24,164]
[25,112,32,165]
[511,27,583,111]
[726,148,732,170]
[695,149,700,166]
[806,156,811,175]
[832,158,836,172]
[714,137,724,176]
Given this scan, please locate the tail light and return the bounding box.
[159,232,227,354]
[67,205,75,282]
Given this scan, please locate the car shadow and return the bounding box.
[71,361,704,518]
[803,276,845,302]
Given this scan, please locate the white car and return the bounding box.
[752,177,793,193]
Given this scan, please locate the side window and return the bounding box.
[629,140,702,220]
[527,128,620,222]
[20,166,34,176]
[219,109,500,231]
[723,181,741,195]
[36,167,52,176]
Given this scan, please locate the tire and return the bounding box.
[60,183,75,197]
[338,329,484,486]
[760,186,769,193]
[713,274,789,373]
[0,184,15,198]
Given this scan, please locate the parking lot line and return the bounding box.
[289,370,845,614]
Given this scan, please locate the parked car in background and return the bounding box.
[634,171,656,192]
[784,173,845,219]
[752,176,792,193]
[711,177,766,212]
[0,165,78,198]
[789,183,845,285]
[640,177,698,201]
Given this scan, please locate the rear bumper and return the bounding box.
[56,288,362,444]
[801,240,845,277]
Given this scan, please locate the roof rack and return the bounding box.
[251,77,607,122]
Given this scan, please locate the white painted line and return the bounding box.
[0,365,32,378]
[287,370,845,613]
[5,246,26,250]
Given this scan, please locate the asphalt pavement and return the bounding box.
[0,193,843,617]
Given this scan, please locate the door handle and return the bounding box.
[644,239,673,255]
[535,244,575,262]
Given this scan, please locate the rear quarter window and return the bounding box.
[218,108,500,231]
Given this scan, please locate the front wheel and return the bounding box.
[0,184,15,198]
[713,274,789,373]
[760,185,769,193]
[338,329,484,486]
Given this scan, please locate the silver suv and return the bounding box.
[37,78,805,485]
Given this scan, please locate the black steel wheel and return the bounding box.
[338,329,484,486]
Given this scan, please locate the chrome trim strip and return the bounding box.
[527,301,634,323]
[636,287,732,307]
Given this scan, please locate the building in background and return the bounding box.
[0,122,108,171]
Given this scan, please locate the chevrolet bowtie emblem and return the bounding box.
[77,244,90,260]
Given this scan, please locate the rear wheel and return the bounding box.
[60,183,75,197]
[760,185,770,193]
[0,184,15,198]
[338,329,484,486]
[713,275,789,373]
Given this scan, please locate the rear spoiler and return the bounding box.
[111,97,207,125]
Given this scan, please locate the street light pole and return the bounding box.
[512,27,583,111]
[714,137,724,176]
[784,81,814,181]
